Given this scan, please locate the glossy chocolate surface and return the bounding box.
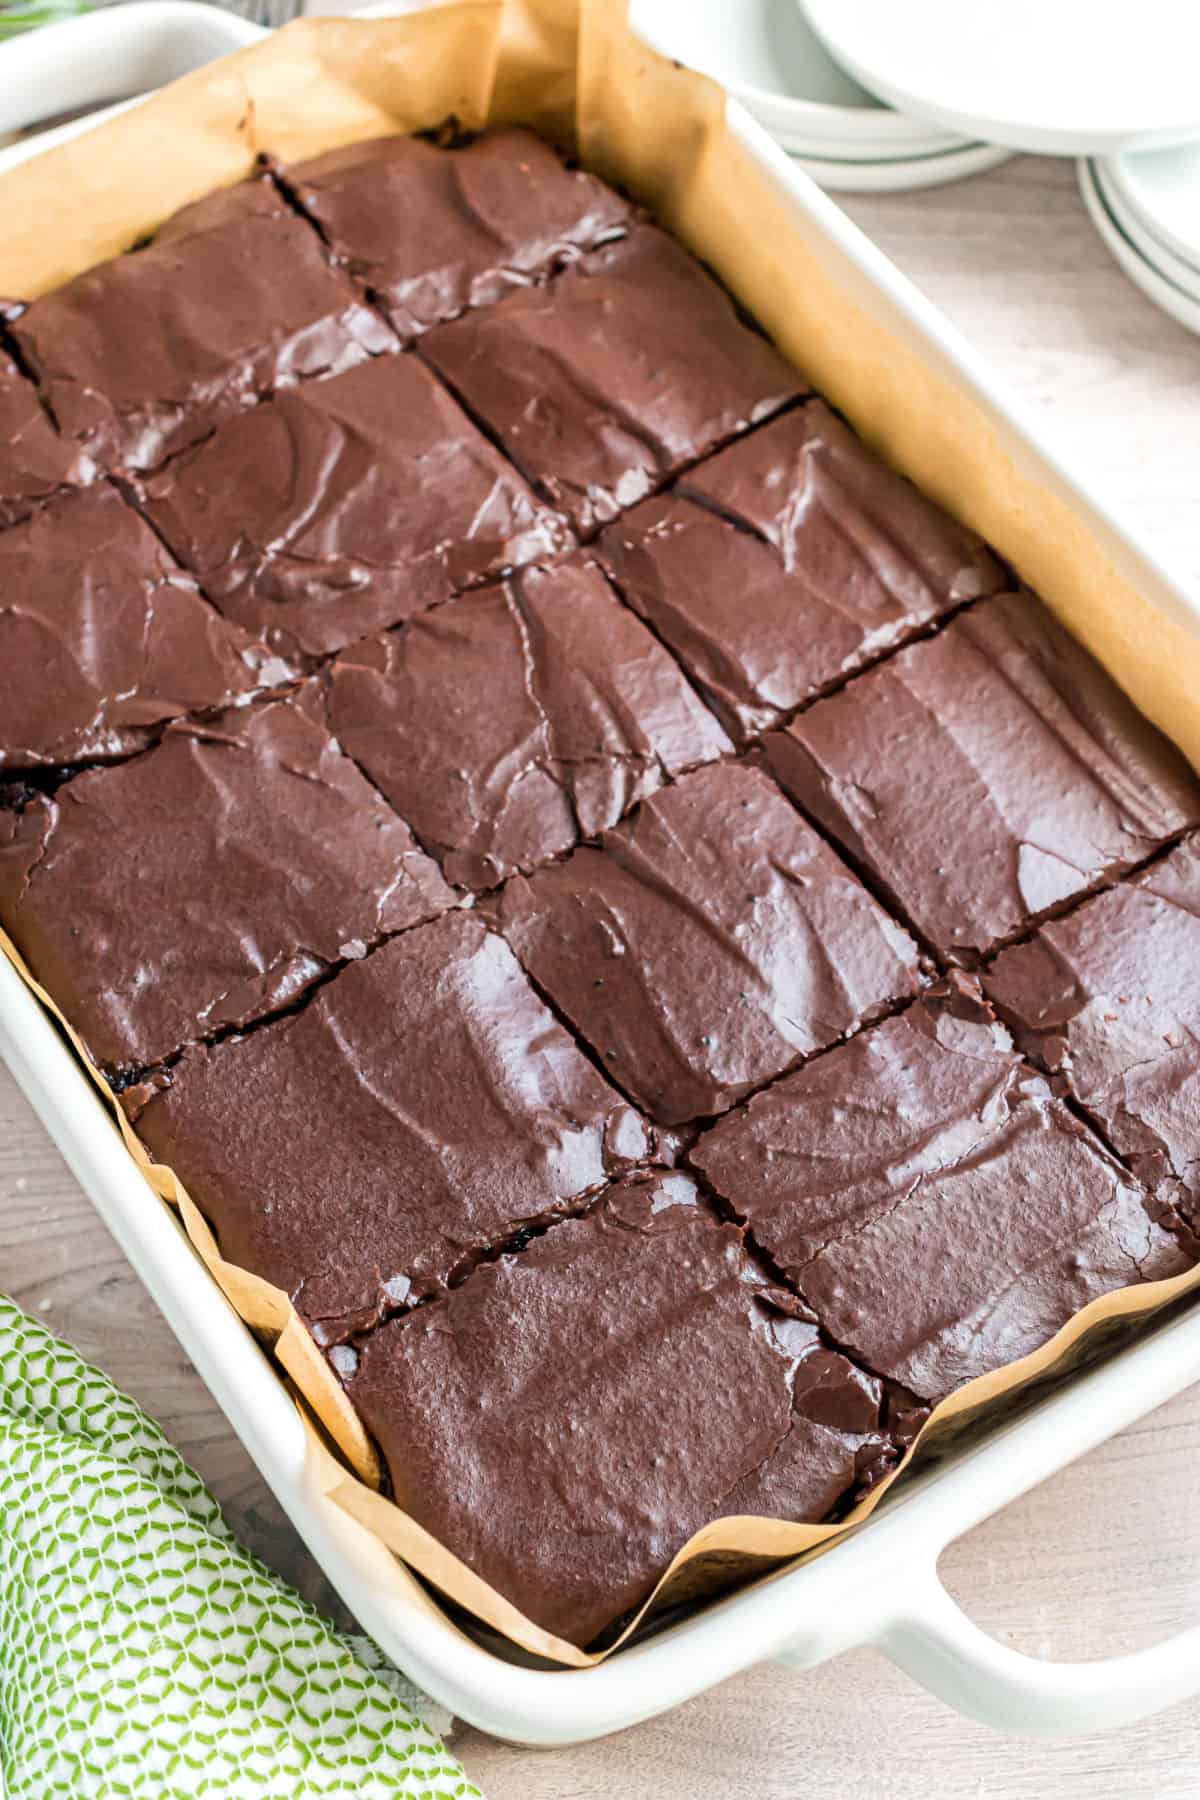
[344,1171,894,1645]
[285,126,632,338]
[0,686,453,1070]
[500,760,923,1124]
[140,349,569,658]
[127,914,656,1343]
[601,401,1005,740]
[987,836,1200,1227]
[0,350,93,526]
[0,485,293,770]
[13,175,393,474]
[327,555,730,890]
[767,591,1200,960]
[421,224,801,534]
[693,981,1191,1401]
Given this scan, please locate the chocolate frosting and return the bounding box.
[327,556,731,890]
[693,981,1191,1402]
[0,350,93,527]
[421,225,802,534]
[0,685,454,1071]
[601,401,1004,740]
[126,914,657,1342]
[767,591,1200,960]
[139,350,570,658]
[0,485,294,770]
[499,760,923,1124]
[344,1170,893,1646]
[986,836,1200,1226]
[285,127,632,339]
[13,175,394,475]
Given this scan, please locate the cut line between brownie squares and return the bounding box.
[985,833,1200,1233]
[691,979,1192,1406]
[124,912,662,1346]
[766,589,1200,963]
[0,484,296,773]
[326,553,732,892]
[136,350,571,661]
[420,223,803,536]
[600,400,1006,742]
[340,1168,907,1647]
[0,683,455,1074]
[280,126,635,340]
[12,174,395,478]
[499,758,925,1126]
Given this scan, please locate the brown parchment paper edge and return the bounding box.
[2,0,1200,1669]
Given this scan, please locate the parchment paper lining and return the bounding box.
[2,0,1199,1669]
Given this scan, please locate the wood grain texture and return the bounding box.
[2,154,1200,1797]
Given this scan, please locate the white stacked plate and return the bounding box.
[630,0,1013,193]
[1081,147,1200,338]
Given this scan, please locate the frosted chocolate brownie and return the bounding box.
[0,686,453,1072]
[138,351,569,658]
[0,486,293,770]
[284,126,632,339]
[766,590,1200,961]
[342,1170,900,1645]
[12,175,393,474]
[601,401,1005,740]
[126,914,658,1344]
[0,348,93,527]
[986,836,1200,1229]
[421,224,802,534]
[692,981,1191,1402]
[499,760,923,1124]
[327,555,731,890]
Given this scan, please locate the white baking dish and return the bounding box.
[3,2,1200,1746]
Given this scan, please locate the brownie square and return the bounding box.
[601,401,1005,740]
[767,591,1200,961]
[0,486,294,771]
[342,1170,896,1645]
[126,913,658,1344]
[986,836,1200,1228]
[327,556,731,890]
[421,224,802,534]
[499,760,923,1124]
[284,126,632,339]
[0,686,454,1072]
[12,175,394,475]
[0,350,93,527]
[692,981,1191,1402]
[139,351,570,658]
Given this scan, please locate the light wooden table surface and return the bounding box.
[4,155,1200,1800]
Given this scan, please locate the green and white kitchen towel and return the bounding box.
[0,1294,483,1798]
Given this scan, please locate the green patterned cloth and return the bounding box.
[0,1295,483,1798]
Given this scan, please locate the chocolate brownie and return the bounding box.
[499,760,923,1124]
[284,126,632,338]
[693,981,1191,1401]
[126,914,657,1343]
[421,224,802,534]
[0,686,453,1071]
[0,485,293,770]
[327,556,731,890]
[343,1170,896,1645]
[767,591,1200,960]
[12,175,394,474]
[0,349,93,527]
[987,836,1200,1227]
[139,351,570,658]
[601,401,1005,740]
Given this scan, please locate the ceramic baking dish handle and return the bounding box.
[875,1556,1200,1736]
[0,0,261,139]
